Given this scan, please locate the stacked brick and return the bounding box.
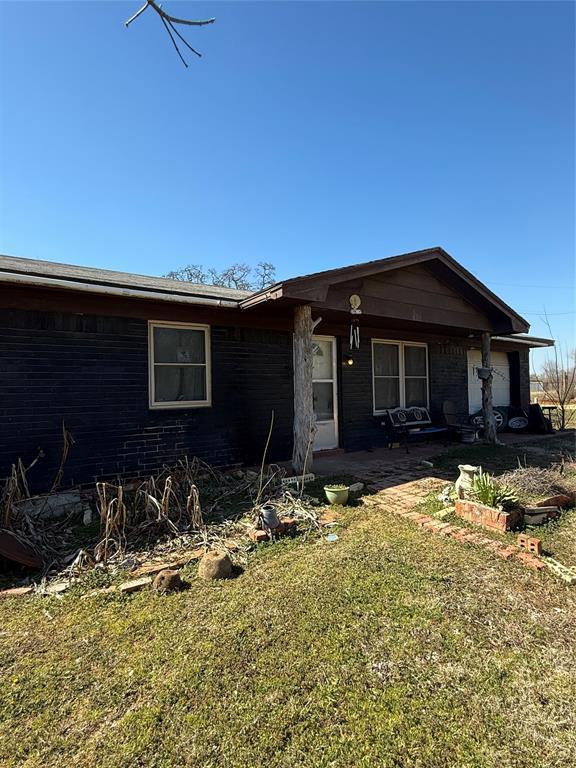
[390,508,545,571]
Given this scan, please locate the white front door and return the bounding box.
[467,350,511,414]
[312,336,338,450]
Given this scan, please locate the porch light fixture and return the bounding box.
[344,356,354,366]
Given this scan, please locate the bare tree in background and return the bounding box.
[253,262,276,290]
[165,264,208,283]
[125,0,215,67]
[165,262,277,292]
[214,263,253,291]
[532,314,576,430]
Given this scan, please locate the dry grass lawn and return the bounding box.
[2,490,576,768]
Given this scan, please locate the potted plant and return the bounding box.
[324,484,349,506]
[470,471,519,511]
[455,470,522,531]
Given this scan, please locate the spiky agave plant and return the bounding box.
[471,471,519,511]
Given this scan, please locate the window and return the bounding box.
[149,322,211,408]
[372,340,428,413]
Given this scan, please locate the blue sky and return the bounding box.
[0,1,574,364]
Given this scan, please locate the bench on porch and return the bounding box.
[381,406,449,453]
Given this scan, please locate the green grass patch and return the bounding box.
[411,492,446,518]
[432,443,547,475]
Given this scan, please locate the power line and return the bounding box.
[487,282,574,290]
[519,310,575,316]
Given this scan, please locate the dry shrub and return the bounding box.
[498,466,576,504]
[94,459,205,563]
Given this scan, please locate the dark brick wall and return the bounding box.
[339,337,386,452]
[338,336,470,451]
[0,309,294,492]
[1,307,530,490]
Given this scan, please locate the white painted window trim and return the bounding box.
[148,320,212,409]
[372,339,429,414]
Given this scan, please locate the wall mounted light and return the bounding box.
[344,356,354,367]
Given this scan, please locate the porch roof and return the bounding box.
[241,247,530,335]
[492,334,554,349]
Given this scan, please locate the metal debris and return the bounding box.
[0,529,43,569]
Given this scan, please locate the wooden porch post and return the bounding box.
[292,305,319,474]
[481,331,499,444]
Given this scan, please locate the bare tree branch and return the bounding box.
[125,2,149,28]
[254,262,277,290]
[159,14,189,68]
[165,264,208,283]
[147,0,215,28]
[531,310,575,430]
[165,262,277,292]
[166,18,202,59]
[125,1,215,65]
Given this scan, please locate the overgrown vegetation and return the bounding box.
[0,448,335,587]
[499,465,576,505]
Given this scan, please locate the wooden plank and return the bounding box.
[279,250,528,334]
[324,288,493,331]
[336,274,489,316]
[0,285,296,332]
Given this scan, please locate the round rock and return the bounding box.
[152,569,185,593]
[198,551,233,580]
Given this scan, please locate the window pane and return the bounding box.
[154,327,206,364]
[313,382,334,421]
[312,339,333,380]
[374,378,400,410]
[373,344,399,376]
[404,345,427,377]
[405,378,427,407]
[154,365,206,403]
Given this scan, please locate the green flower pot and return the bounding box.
[324,486,349,506]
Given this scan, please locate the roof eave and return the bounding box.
[492,334,555,348]
[0,272,241,309]
[0,254,251,302]
[240,285,285,309]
